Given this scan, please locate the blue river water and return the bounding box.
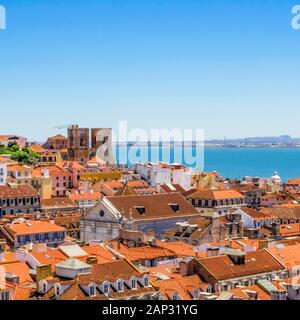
[114,146,300,182]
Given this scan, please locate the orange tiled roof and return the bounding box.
[187,189,245,200]
[288,178,300,185]
[109,242,176,262]
[7,164,32,172]
[280,224,300,237]
[47,134,67,140]
[41,197,77,209]
[267,244,300,269]
[0,184,39,198]
[156,240,205,258]
[30,248,67,272]
[106,193,199,221]
[4,220,66,236]
[1,262,33,284]
[230,285,271,300]
[81,245,116,264]
[0,156,16,164]
[153,275,207,300]
[69,192,102,202]
[198,249,285,281]
[241,208,275,220]
[56,161,85,171]
[29,144,46,153]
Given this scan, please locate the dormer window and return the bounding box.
[89,284,96,297]
[55,284,62,296]
[132,279,137,289]
[169,203,180,212]
[39,280,48,293]
[135,206,145,215]
[118,280,124,292]
[172,292,181,301]
[144,276,150,287]
[103,283,110,295]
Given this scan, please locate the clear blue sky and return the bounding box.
[0,0,299,142]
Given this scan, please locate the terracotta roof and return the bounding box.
[0,184,39,198]
[4,220,66,236]
[160,184,186,193]
[31,248,67,272]
[280,224,300,237]
[267,244,300,269]
[288,178,300,185]
[156,240,204,258]
[154,275,206,300]
[261,206,300,220]
[240,208,274,220]
[198,249,285,281]
[78,259,148,284]
[41,197,78,209]
[114,185,138,196]
[29,144,46,153]
[230,285,271,300]
[56,161,85,171]
[103,181,124,189]
[0,156,16,164]
[81,245,116,264]
[69,192,102,202]
[34,165,72,177]
[0,262,33,284]
[48,134,67,140]
[109,242,176,262]
[106,193,199,221]
[186,189,245,200]
[7,164,32,172]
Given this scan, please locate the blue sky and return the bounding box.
[0,0,300,142]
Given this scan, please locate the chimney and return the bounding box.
[271,222,280,237]
[36,264,52,284]
[228,254,246,265]
[206,247,219,257]
[86,256,98,265]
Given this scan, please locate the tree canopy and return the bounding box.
[0,143,40,166]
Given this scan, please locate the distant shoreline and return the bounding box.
[114,143,300,149]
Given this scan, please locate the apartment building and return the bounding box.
[0,184,40,216]
[133,162,192,191]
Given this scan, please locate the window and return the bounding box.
[118,281,123,291]
[172,293,180,301]
[132,279,137,289]
[55,285,61,296]
[90,285,96,296]
[144,276,150,287]
[103,284,109,294]
[99,210,105,218]
[1,291,10,300]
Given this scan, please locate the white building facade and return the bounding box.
[133,162,192,191]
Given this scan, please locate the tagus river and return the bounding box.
[114,146,300,182]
